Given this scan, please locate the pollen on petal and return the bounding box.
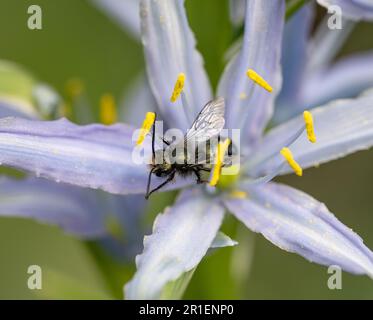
[210,138,231,187]
[280,147,303,176]
[136,112,156,145]
[239,92,247,100]
[230,190,247,199]
[170,73,186,103]
[303,110,316,143]
[246,69,273,92]
[100,94,117,125]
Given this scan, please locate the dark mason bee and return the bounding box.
[145,97,228,199]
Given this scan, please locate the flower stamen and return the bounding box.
[246,69,273,92]
[210,138,231,186]
[280,147,302,176]
[170,73,186,102]
[100,94,117,125]
[303,110,316,143]
[136,112,156,145]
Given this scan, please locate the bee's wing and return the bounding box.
[184,97,225,144]
[165,98,225,165]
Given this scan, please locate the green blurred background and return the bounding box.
[0,0,372,299]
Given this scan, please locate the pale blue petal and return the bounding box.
[307,15,354,72]
[278,3,313,104]
[0,117,189,195]
[274,3,314,123]
[125,188,224,299]
[272,16,358,124]
[249,89,373,176]
[140,0,212,131]
[210,231,238,248]
[91,0,140,39]
[0,174,147,255]
[229,0,246,26]
[0,176,106,237]
[99,193,147,260]
[317,0,373,21]
[302,52,373,108]
[119,74,158,126]
[218,0,285,146]
[225,182,373,276]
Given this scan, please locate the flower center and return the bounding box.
[135,68,318,190]
[216,164,241,189]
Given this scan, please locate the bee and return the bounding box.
[145,97,228,199]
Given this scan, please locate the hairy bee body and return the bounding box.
[145,97,225,199]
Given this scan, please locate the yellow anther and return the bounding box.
[136,112,156,145]
[65,78,84,98]
[230,190,247,199]
[303,110,316,143]
[280,147,303,176]
[210,138,231,187]
[246,69,273,92]
[170,73,186,103]
[100,94,117,125]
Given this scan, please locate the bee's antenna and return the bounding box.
[145,167,155,199]
[152,112,157,161]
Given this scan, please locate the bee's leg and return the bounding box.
[161,137,170,145]
[151,113,157,160]
[192,168,208,184]
[145,167,156,199]
[145,170,176,199]
[191,165,211,173]
[190,164,211,172]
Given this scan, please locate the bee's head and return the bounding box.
[152,163,173,177]
[151,149,173,177]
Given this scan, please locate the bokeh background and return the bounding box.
[0,0,372,299]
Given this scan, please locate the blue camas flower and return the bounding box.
[1,0,373,299]
[275,2,373,123]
